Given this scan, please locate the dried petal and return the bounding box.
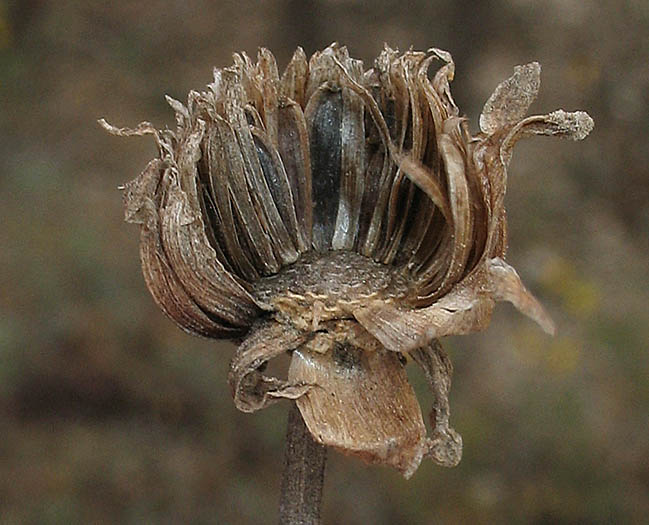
[280,47,308,106]
[332,84,366,250]
[251,128,304,251]
[392,153,450,222]
[480,62,541,135]
[255,48,281,145]
[487,257,555,335]
[209,115,280,273]
[277,102,313,247]
[222,70,299,266]
[437,125,472,290]
[501,109,595,163]
[158,124,260,328]
[202,123,259,280]
[139,225,239,337]
[121,158,164,227]
[305,87,344,250]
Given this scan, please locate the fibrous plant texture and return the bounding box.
[102,43,593,478]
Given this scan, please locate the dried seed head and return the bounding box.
[102,43,593,476]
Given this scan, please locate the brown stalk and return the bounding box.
[279,403,327,525]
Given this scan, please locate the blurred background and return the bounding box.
[1,1,648,523]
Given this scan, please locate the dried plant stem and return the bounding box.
[279,402,327,525]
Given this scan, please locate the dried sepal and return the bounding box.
[228,320,311,413]
[288,344,428,478]
[411,341,462,467]
[353,290,494,353]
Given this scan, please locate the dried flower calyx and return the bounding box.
[102,43,593,477]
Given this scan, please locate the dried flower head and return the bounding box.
[102,44,593,478]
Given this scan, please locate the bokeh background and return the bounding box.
[2,1,648,523]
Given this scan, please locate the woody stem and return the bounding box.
[279,402,327,525]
